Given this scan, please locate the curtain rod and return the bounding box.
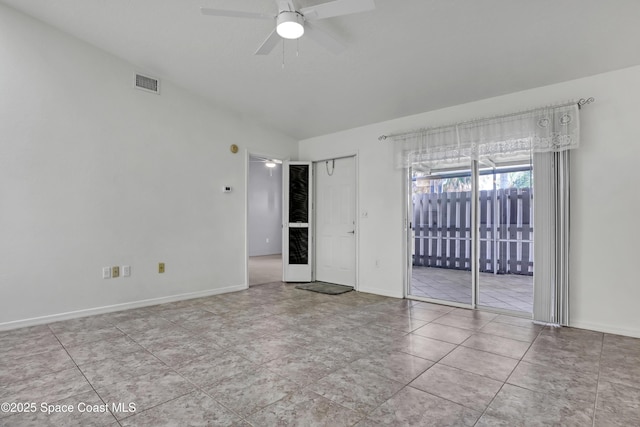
[378,97,595,142]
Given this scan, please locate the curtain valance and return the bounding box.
[391,103,580,169]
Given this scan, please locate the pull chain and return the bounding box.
[326,159,335,176]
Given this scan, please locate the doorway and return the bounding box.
[248,155,283,286]
[407,159,534,315]
[314,156,357,287]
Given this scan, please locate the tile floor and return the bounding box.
[411,267,533,313]
[1,282,639,426]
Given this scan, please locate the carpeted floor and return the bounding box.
[248,254,282,286]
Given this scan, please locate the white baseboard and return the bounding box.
[0,284,246,331]
[569,320,640,339]
[358,286,403,299]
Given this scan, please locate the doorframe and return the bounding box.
[404,160,534,317]
[309,151,359,291]
[244,149,287,289]
[283,160,314,283]
[403,167,411,298]
[403,161,479,309]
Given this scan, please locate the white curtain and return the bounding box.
[392,103,579,324]
[392,104,579,170]
[533,151,571,325]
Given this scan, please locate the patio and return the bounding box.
[410,267,533,313]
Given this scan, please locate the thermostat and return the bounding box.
[223,186,232,193]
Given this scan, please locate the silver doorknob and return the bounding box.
[347,230,355,234]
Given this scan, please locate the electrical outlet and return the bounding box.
[266,237,269,243]
[112,266,120,278]
[122,265,131,277]
[102,267,111,279]
[158,262,165,273]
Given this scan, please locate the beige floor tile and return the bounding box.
[411,364,503,411]
[440,346,518,381]
[120,391,247,427]
[363,386,480,426]
[1,282,639,426]
[461,332,531,359]
[308,365,404,415]
[485,384,594,426]
[248,389,361,427]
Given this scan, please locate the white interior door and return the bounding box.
[283,161,312,282]
[315,156,356,287]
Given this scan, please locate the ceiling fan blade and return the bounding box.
[276,0,294,12]
[304,22,345,54]
[255,29,281,55]
[300,0,375,20]
[200,7,274,20]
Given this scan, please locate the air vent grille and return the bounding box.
[134,73,159,94]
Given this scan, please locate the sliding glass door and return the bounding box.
[476,161,534,314]
[408,159,534,315]
[409,166,474,307]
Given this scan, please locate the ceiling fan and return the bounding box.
[201,0,376,55]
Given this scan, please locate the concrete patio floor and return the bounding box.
[410,267,533,314]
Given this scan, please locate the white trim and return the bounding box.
[283,161,313,282]
[245,149,250,287]
[304,151,359,163]
[471,159,479,308]
[301,151,359,288]
[569,321,640,339]
[245,150,286,287]
[354,154,360,291]
[312,155,359,290]
[312,163,317,283]
[0,285,245,332]
[403,167,411,298]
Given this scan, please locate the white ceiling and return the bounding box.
[4,0,640,140]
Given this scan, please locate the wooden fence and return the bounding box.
[412,188,533,275]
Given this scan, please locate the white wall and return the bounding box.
[248,160,282,256]
[300,66,640,338]
[0,4,297,328]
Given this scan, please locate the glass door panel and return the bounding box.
[477,162,534,314]
[283,162,312,282]
[408,166,473,306]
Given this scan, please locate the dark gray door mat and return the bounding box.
[295,282,354,295]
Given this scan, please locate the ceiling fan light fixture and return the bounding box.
[265,161,277,168]
[277,11,304,39]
